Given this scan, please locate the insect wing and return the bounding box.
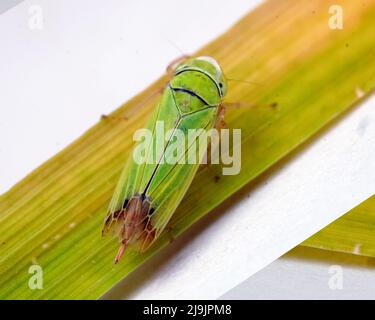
[137,107,217,250]
[102,87,180,235]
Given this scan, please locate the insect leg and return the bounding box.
[100,86,165,123]
[221,101,278,110]
[101,55,193,123]
[214,104,227,130]
[212,103,228,157]
[201,104,227,172]
[166,225,175,244]
[101,114,129,122]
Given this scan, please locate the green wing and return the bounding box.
[103,85,217,251]
[143,107,216,241]
[103,86,179,229]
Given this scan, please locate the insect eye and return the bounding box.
[219,83,223,88]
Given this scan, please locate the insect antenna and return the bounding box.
[163,35,186,56]
[226,77,262,87]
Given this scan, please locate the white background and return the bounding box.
[0,0,262,193]
[1,0,374,299]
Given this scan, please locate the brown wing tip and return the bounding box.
[102,213,114,237]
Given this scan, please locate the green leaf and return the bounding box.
[1,0,374,299]
[302,195,375,257]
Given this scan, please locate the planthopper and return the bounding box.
[102,56,228,263]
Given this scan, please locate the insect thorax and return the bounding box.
[169,70,221,114]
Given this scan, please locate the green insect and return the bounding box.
[102,56,228,263]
